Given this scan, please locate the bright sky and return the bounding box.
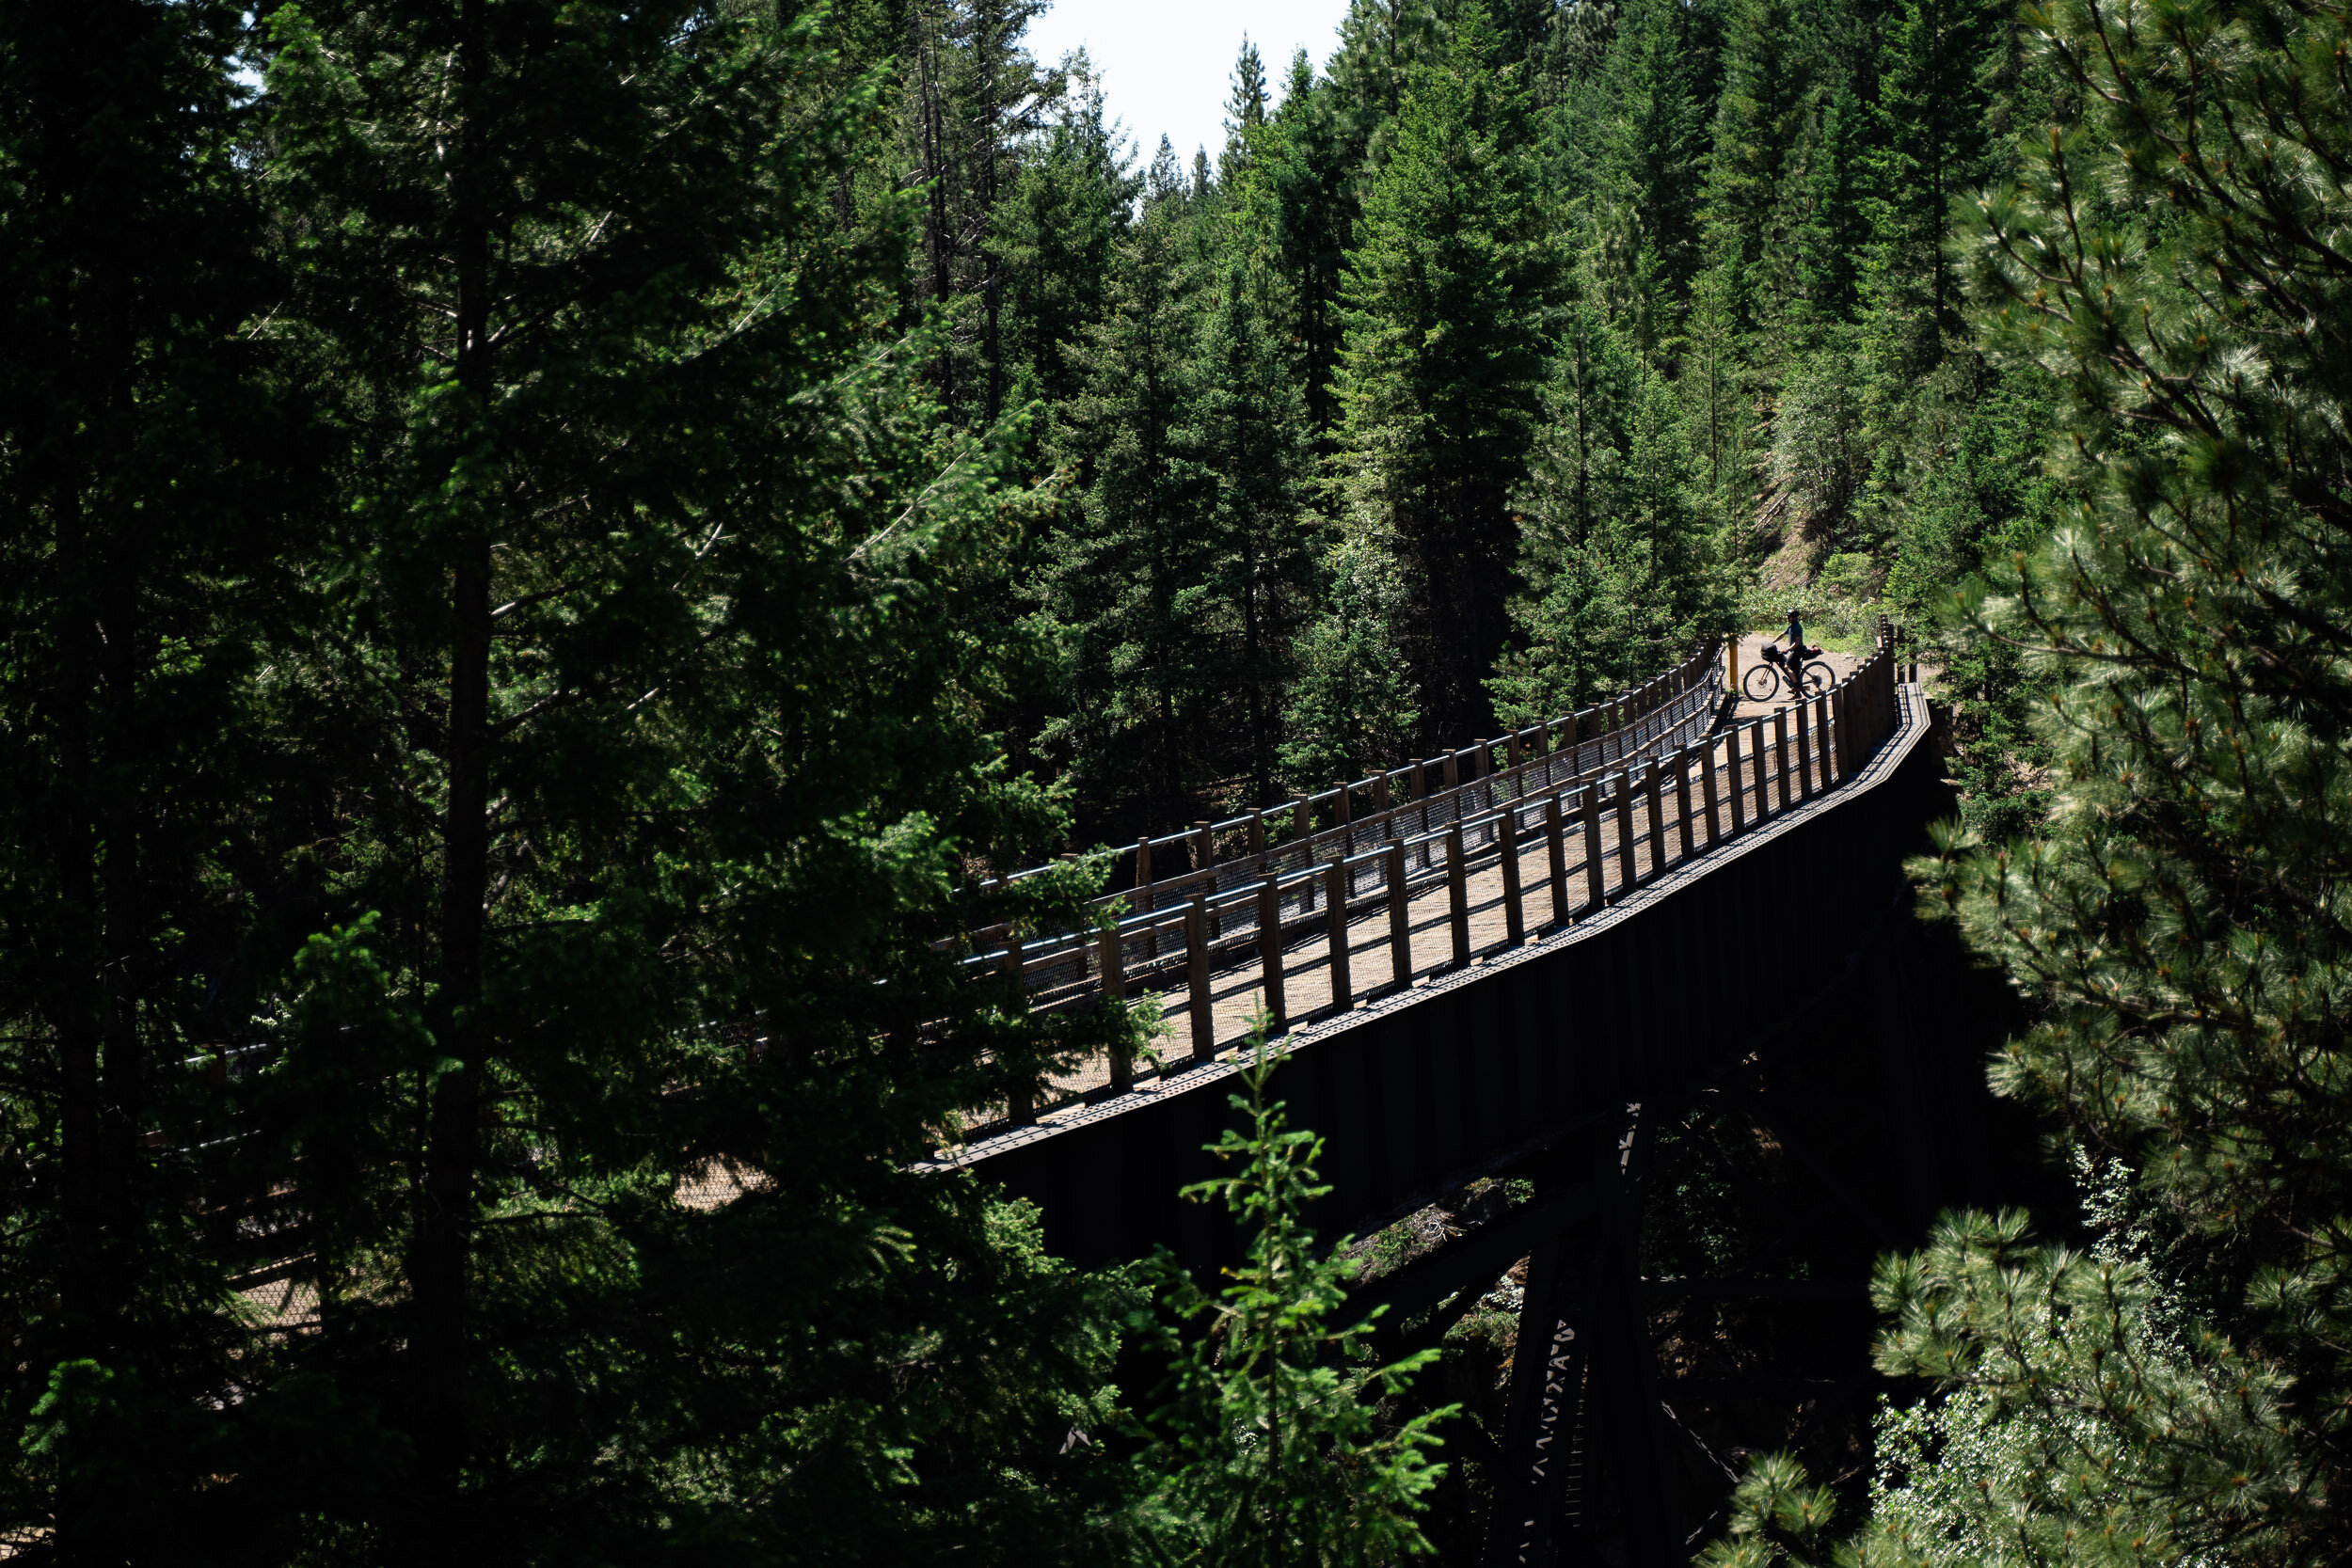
[1025,0,1355,170]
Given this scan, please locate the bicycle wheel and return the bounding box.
[1741,661,1780,702]
[1800,660,1835,697]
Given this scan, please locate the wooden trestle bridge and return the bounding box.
[931,626,1980,1567]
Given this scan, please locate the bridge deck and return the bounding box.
[962,641,1900,1139]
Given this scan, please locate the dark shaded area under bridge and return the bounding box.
[933,680,2063,1565]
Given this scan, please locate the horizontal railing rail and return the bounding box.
[957,628,1915,1132]
[963,641,1728,953]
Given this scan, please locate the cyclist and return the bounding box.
[1758,608,1812,692]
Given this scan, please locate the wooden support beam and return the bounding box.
[1248,810,1265,856]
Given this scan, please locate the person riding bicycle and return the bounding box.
[1779,608,1814,670]
[1760,609,1815,692]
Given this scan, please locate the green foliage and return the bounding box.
[1493,305,1735,721]
[1281,537,1422,786]
[1708,0,2352,1554]
[1134,1038,1452,1565]
[1334,2,1554,736]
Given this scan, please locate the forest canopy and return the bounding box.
[3,0,2347,1560]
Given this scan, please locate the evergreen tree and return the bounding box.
[993,56,1139,413]
[1136,1038,1451,1564]
[1281,535,1423,786]
[1494,308,1732,719]
[1333,3,1552,738]
[12,3,1142,1558]
[1709,0,2352,1556]
[1043,179,1217,832]
[0,0,317,1554]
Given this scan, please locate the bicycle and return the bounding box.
[1742,644,1835,703]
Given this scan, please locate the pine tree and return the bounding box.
[0,0,318,1554]
[1708,0,2352,1556]
[993,56,1139,413]
[213,3,1140,1556]
[1043,177,1217,832]
[1136,1037,1451,1565]
[1333,2,1553,738]
[1494,307,1732,719]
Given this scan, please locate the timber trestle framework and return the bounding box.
[937,623,1945,1567]
[959,633,1918,1131]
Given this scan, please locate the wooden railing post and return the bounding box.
[1385,840,1411,989]
[1248,810,1266,857]
[1643,759,1666,879]
[1136,837,1157,958]
[1194,819,1215,874]
[1724,727,1747,834]
[1698,735,1722,847]
[1411,759,1428,800]
[1814,690,1834,787]
[1544,793,1569,924]
[1185,897,1215,1063]
[1500,808,1525,943]
[1727,639,1740,695]
[1446,823,1471,966]
[1772,709,1791,814]
[1373,772,1391,812]
[1442,752,1460,791]
[1581,784,1606,911]
[1333,783,1352,829]
[1673,746,1696,861]
[1793,701,1814,801]
[1257,877,1286,1035]
[1750,719,1772,820]
[1325,859,1352,1014]
[1506,730,1523,769]
[1100,927,1130,1092]
[1613,770,1638,890]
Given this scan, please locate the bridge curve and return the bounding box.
[933,633,1934,1269]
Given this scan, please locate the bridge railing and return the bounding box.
[963,641,1727,957]
[962,632,1914,1132]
